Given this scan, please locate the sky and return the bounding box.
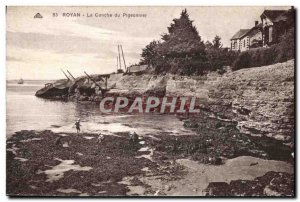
[6,6,291,80]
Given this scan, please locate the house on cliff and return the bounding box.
[230,29,249,51]
[230,21,262,52]
[230,7,295,51]
[260,8,295,46]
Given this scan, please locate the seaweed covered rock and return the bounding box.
[204,171,294,196]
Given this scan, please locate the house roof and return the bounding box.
[231,22,263,40]
[260,10,288,22]
[255,23,263,28]
[230,29,250,40]
[248,23,262,32]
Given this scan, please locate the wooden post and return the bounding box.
[120,45,127,72]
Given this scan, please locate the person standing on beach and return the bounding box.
[75,119,81,133]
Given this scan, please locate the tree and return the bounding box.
[212,35,223,49]
[159,9,205,58]
[205,37,237,72]
[154,9,206,74]
[140,40,160,66]
[139,9,233,75]
[205,40,213,50]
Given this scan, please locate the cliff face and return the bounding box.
[108,60,294,142]
[107,72,221,100]
[208,60,294,142]
[38,60,294,142]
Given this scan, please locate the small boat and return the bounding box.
[17,78,24,84]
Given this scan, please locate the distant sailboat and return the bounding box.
[17,78,24,84]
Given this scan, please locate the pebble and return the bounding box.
[154,190,161,196]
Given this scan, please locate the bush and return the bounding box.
[153,57,211,76]
[206,48,238,71]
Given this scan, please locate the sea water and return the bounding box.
[6,80,196,138]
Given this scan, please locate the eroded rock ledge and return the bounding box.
[36,60,295,143]
[208,60,294,143]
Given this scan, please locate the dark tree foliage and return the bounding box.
[205,36,238,72]
[212,35,223,49]
[206,48,238,72]
[205,41,213,49]
[140,9,238,75]
[139,40,160,66]
[158,9,205,57]
[140,9,208,75]
[140,8,294,75]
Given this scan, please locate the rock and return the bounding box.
[209,60,294,144]
[93,96,102,102]
[183,121,199,128]
[154,190,161,196]
[78,96,89,101]
[204,171,294,196]
[204,182,231,196]
[62,142,69,147]
[129,132,139,145]
[264,186,281,196]
[55,137,62,146]
[97,134,105,143]
[165,185,171,191]
[209,156,223,165]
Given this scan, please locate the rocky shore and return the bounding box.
[7,110,294,196]
[7,130,157,196]
[36,60,295,144]
[9,60,294,196]
[208,59,295,143]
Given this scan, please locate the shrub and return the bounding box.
[206,48,239,71]
[232,51,251,70]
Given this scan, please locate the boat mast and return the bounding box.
[67,70,76,81]
[120,45,127,72]
[60,69,70,80]
[117,56,119,71]
[118,44,122,70]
